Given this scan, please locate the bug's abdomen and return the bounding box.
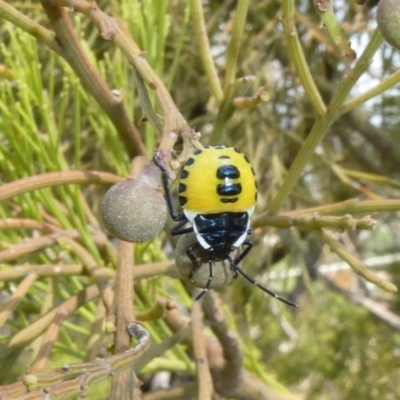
[178,146,257,214]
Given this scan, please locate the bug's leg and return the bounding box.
[194,259,214,301]
[171,219,193,236]
[228,241,297,308]
[233,239,253,265]
[186,242,202,272]
[185,242,213,301]
[153,154,186,222]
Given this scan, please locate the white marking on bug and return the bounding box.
[233,231,247,247]
[184,210,197,223]
[197,234,211,249]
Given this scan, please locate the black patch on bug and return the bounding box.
[233,148,241,153]
[185,157,195,166]
[244,154,250,164]
[180,169,189,179]
[178,183,187,193]
[255,193,258,201]
[194,149,202,155]
[221,198,238,203]
[217,183,242,196]
[204,145,211,148]
[179,195,188,206]
[216,165,240,179]
[214,145,224,149]
[251,167,256,176]
[218,155,230,159]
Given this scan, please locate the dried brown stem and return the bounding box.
[40,0,147,158]
[0,170,122,201]
[0,261,175,284]
[109,239,136,398]
[44,0,192,160]
[133,325,191,373]
[32,309,68,369]
[1,284,100,359]
[0,272,38,327]
[202,293,297,400]
[0,324,150,399]
[85,299,107,362]
[113,240,135,350]
[60,237,114,312]
[0,230,80,262]
[132,260,176,280]
[191,300,214,399]
[0,218,62,232]
[202,293,242,380]
[0,263,97,282]
[143,382,197,400]
[162,293,297,400]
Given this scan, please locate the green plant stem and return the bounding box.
[134,70,163,135]
[281,0,326,117]
[317,229,398,293]
[223,0,250,95]
[189,0,223,103]
[252,214,376,231]
[281,199,400,216]
[341,60,400,115]
[316,0,356,60]
[327,29,384,116]
[268,28,384,214]
[268,116,328,213]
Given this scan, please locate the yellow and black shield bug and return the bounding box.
[155,145,296,307]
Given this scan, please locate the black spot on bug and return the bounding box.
[217,183,242,196]
[255,193,258,201]
[186,157,195,166]
[181,169,189,179]
[221,198,238,203]
[194,149,202,155]
[233,148,241,153]
[251,167,256,176]
[214,145,225,149]
[179,196,188,206]
[178,183,187,193]
[218,155,230,159]
[216,165,240,179]
[244,154,251,164]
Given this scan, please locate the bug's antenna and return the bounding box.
[227,256,297,308]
